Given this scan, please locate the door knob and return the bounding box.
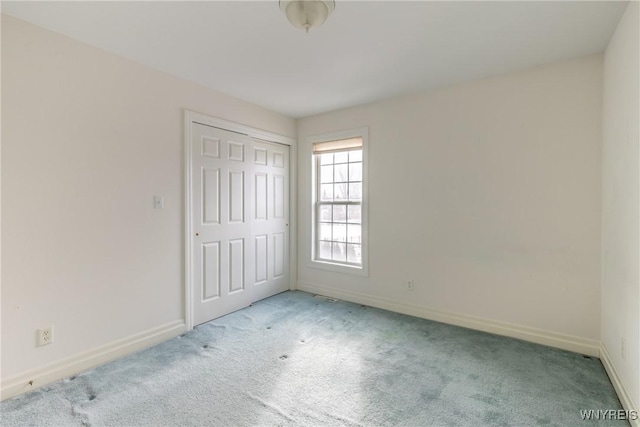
[195,233,199,236]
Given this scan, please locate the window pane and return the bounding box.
[334,164,348,183]
[347,205,361,224]
[333,223,346,242]
[349,162,362,182]
[334,183,348,201]
[319,205,332,222]
[347,244,361,264]
[319,223,332,241]
[320,153,333,165]
[349,150,362,162]
[332,242,346,262]
[348,183,362,201]
[319,241,332,260]
[320,165,334,184]
[320,184,333,201]
[334,151,349,163]
[347,224,361,243]
[332,205,346,223]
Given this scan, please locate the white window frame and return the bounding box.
[309,127,368,277]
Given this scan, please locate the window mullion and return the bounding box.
[317,201,361,206]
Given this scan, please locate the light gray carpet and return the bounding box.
[1,291,626,426]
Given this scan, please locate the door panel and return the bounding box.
[228,238,244,293]
[191,123,289,326]
[251,140,289,300]
[202,242,220,300]
[228,170,244,223]
[274,232,285,278]
[202,168,220,224]
[255,173,268,220]
[274,174,285,219]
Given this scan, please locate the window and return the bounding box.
[312,131,367,273]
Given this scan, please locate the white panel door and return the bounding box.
[191,123,289,326]
[251,140,290,301]
[192,124,253,325]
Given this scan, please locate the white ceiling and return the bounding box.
[1,1,628,118]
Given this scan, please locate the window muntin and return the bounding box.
[315,146,363,267]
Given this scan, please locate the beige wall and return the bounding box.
[297,54,604,347]
[1,15,295,381]
[601,1,640,409]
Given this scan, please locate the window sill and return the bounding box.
[309,259,369,277]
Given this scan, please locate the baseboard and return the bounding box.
[600,344,640,426]
[1,320,185,401]
[297,281,600,357]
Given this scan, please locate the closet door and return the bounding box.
[191,123,253,326]
[250,140,290,302]
[190,123,289,326]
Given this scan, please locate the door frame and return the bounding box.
[183,110,297,331]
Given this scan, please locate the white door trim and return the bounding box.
[184,110,297,331]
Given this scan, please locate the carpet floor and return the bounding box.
[1,291,626,426]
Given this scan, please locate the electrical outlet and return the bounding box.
[621,337,626,361]
[153,195,164,209]
[406,280,414,291]
[38,326,53,346]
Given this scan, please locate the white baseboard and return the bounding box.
[297,281,600,357]
[600,344,640,427]
[1,320,185,401]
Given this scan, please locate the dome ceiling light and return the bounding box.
[279,1,336,33]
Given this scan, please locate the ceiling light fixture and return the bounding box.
[279,0,335,33]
